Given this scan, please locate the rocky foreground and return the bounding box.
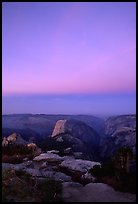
[2,151,136,202]
[2,115,136,202]
[62,182,136,202]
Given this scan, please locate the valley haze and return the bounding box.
[2,93,136,116]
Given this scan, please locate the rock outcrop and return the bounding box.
[2,133,28,146]
[60,158,101,174]
[62,182,136,202]
[51,119,100,160]
[53,133,89,158]
[2,133,42,164]
[105,115,136,137]
[100,115,136,160]
[52,120,67,137]
[52,119,100,145]
[33,153,64,163]
[2,147,136,202]
[2,153,100,184]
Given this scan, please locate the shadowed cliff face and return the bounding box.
[100,115,136,160]
[51,119,101,160]
[105,115,136,137]
[52,119,100,144]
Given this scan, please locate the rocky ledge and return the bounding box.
[2,150,136,202]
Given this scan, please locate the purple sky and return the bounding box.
[2,2,136,115]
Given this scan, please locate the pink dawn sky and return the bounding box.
[2,2,136,115]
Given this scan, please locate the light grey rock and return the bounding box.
[47,150,59,154]
[22,157,28,162]
[33,153,63,163]
[81,172,96,183]
[56,137,64,142]
[64,147,72,154]
[52,120,67,137]
[60,159,101,173]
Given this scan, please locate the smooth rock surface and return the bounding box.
[33,153,63,163]
[60,158,101,173]
[62,182,136,202]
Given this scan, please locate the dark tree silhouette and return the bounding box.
[115,146,133,173]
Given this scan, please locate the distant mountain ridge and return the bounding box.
[2,114,105,138]
[2,114,136,162]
